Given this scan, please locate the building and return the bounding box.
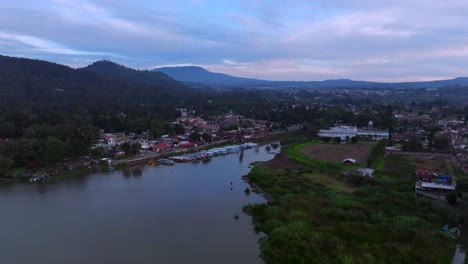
[358,168,374,177]
[415,169,433,182]
[343,158,356,164]
[357,129,389,141]
[318,126,358,140]
[319,123,389,142]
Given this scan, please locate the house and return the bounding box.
[415,169,433,182]
[179,141,197,148]
[420,182,455,191]
[106,136,116,146]
[358,168,374,177]
[137,139,151,150]
[343,158,356,164]
[152,143,171,152]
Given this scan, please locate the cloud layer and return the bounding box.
[1,0,467,81]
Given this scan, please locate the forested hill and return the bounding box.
[153,66,264,86]
[0,55,197,109]
[81,60,184,88]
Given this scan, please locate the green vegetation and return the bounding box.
[246,142,458,264]
[367,140,386,168]
[51,167,91,181]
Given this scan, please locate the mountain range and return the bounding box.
[154,66,468,89]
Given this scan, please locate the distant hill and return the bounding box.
[82,60,183,88]
[154,66,468,89]
[0,55,196,109]
[153,66,265,87]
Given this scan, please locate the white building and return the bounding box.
[318,126,358,140]
[357,129,389,141]
[319,125,389,141]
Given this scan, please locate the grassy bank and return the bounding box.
[245,141,459,264]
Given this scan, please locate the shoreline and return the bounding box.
[242,175,275,203]
[2,136,288,185]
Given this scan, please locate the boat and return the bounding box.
[224,145,241,153]
[107,166,115,171]
[158,159,175,165]
[28,174,51,183]
[210,148,227,155]
[241,142,259,149]
[147,160,155,165]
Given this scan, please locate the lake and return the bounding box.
[0,145,278,264]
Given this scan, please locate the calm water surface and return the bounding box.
[0,145,278,264]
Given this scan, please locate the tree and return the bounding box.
[242,119,254,128]
[150,119,164,138]
[433,134,451,151]
[131,142,141,154]
[189,132,201,142]
[0,156,13,176]
[446,192,457,205]
[403,135,422,151]
[174,123,185,135]
[121,142,132,154]
[351,136,358,144]
[0,122,15,138]
[38,137,67,164]
[201,132,212,142]
[334,137,341,144]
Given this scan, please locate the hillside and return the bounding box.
[0,55,196,108]
[81,60,183,88]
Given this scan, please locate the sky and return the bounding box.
[1,0,468,82]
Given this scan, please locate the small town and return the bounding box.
[2,1,468,262]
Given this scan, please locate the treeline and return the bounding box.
[367,139,386,167]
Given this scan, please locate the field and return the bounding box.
[246,141,457,263]
[301,141,376,164]
[408,156,450,175]
[304,173,356,193]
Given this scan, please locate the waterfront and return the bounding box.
[0,145,278,264]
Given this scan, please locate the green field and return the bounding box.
[245,141,459,264]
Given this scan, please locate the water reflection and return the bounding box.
[131,167,142,176]
[122,168,132,177]
[37,183,49,194]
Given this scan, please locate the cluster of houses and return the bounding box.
[392,107,468,173]
[91,110,274,158]
[415,169,456,200]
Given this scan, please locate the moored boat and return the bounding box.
[158,159,175,165]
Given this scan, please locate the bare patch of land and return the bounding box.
[262,152,299,170]
[408,156,450,175]
[301,141,376,164]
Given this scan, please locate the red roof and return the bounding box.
[180,142,196,148]
[153,143,171,150]
[416,169,433,179]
